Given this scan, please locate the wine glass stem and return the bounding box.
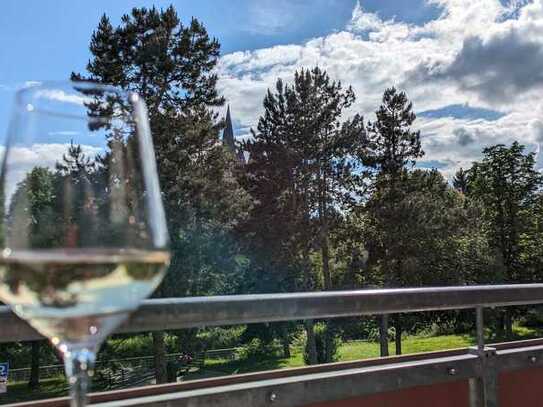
[64,347,96,407]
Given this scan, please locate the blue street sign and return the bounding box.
[0,362,8,380]
[0,362,6,393]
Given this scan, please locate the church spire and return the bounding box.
[223,105,235,151]
[222,105,245,164]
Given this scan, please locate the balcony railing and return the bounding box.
[2,284,543,406]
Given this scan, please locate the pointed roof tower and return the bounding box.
[222,105,245,164]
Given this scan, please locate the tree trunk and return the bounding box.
[320,217,334,363]
[281,325,291,358]
[152,331,168,384]
[379,315,389,357]
[495,311,505,340]
[321,233,332,291]
[175,328,198,354]
[302,244,317,365]
[28,341,40,389]
[319,170,332,291]
[324,321,337,363]
[395,318,402,355]
[305,320,318,365]
[504,309,513,340]
[282,337,291,359]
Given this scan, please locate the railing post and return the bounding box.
[469,307,485,407]
[469,306,499,407]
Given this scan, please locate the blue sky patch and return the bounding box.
[418,104,506,121]
[357,0,442,26]
[416,160,453,170]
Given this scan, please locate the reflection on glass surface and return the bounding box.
[0,81,169,407]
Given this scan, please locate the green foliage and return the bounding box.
[241,67,367,294]
[366,325,396,342]
[303,322,342,365]
[0,341,58,370]
[76,5,252,299]
[366,169,466,287]
[337,318,378,341]
[453,167,469,194]
[520,307,543,328]
[364,86,424,178]
[241,66,368,364]
[196,327,244,350]
[239,338,282,360]
[72,7,254,382]
[467,142,543,282]
[97,334,177,361]
[7,167,60,249]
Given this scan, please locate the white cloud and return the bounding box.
[24,81,42,88]
[2,143,103,204]
[217,0,543,177]
[48,131,80,137]
[348,1,412,41]
[33,89,90,106]
[348,1,390,32]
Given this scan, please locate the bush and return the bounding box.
[239,338,282,360]
[338,318,378,341]
[366,326,395,342]
[197,327,244,350]
[99,333,177,361]
[521,307,543,328]
[304,322,342,365]
[0,341,59,369]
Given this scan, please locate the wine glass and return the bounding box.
[0,81,170,406]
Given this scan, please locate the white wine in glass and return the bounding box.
[0,81,170,406]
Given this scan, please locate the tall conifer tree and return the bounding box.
[242,67,366,363]
[363,87,424,356]
[77,6,250,382]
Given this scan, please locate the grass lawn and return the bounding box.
[187,333,475,380]
[339,333,474,362]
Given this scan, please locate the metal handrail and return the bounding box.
[2,284,543,343]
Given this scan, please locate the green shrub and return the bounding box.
[304,322,342,365]
[338,318,378,341]
[521,307,543,328]
[0,341,59,369]
[197,327,244,349]
[239,338,282,360]
[99,333,177,361]
[366,326,395,342]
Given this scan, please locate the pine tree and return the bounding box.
[365,87,424,180]
[453,168,469,194]
[363,87,424,356]
[76,6,251,382]
[242,67,366,364]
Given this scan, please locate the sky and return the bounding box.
[1,0,542,179]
